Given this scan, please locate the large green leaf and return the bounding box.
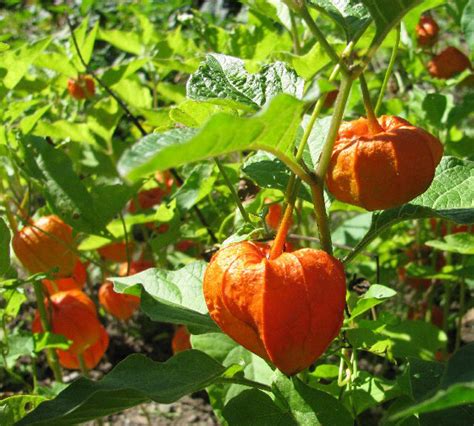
[223,389,295,425]
[345,157,474,263]
[307,0,372,41]
[242,151,313,201]
[0,218,11,277]
[118,94,305,183]
[391,344,474,421]
[22,137,133,235]
[111,261,219,332]
[361,0,423,55]
[187,54,304,110]
[0,38,51,92]
[18,352,226,426]
[273,372,354,425]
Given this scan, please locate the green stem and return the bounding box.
[289,10,301,55]
[359,74,383,134]
[375,25,400,115]
[216,377,272,393]
[215,158,250,224]
[312,74,353,254]
[119,212,131,276]
[32,281,63,383]
[78,353,89,377]
[455,256,466,351]
[298,4,349,75]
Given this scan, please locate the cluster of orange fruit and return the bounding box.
[416,15,471,79]
[12,172,194,370]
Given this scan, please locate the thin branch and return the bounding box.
[66,15,218,244]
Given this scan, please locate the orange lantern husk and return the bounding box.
[172,326,192,354]
[13,215,79,278]
[57,325,109,370]
[416,15,439,46]
[98,241,134,263]
[32,290,102,364]
[326,116,443,211]
[203,241,346,375]
[67,75,95,100]
[42,260,87,295]
[98,281,140,321]
[427,47,471,79]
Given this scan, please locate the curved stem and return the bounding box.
[215,158,250,224]
[78,353,89,377]
[119,212,131,276]
[312,74,353,254]
[359,74,383,134]
[455,256,466,351]
[32,281,63,383]
[375,26,400,115]
[298,4,349,76]
[289,10,301,55]
[216,376,272,393]
[269,177,300,259]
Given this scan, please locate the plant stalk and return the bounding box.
[359,74,383,134]
[215,158,250,224]
[32,281,63,383]
[375,26,400,115]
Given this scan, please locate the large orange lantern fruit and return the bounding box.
[98,281,140,320]
[416,15,439,46]
[326,116,443,211]
[203,241,346,375]
[42,260,87,295]
[57,324,109,370]
[32,290,104,368]
[13,215,78,278]
[428,47,471,79]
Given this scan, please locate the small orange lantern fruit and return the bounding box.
[57,325,109,370]
[98,241,134,263]
[203,241,346,375]
[172,326,192,354]
[98,281,140,321]
[67,75,95,100]
[42,260,87,295]
[428,47,471,79]
[13,215,78,278]
[32,290,103,367]
[416,15,439,47]
[128,187,167,213]
[326,116,443,211]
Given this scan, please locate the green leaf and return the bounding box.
[425,233,474,255]
[422,93,447,128]
[191,333,238,364]
[462,0,474,55]
[307,0,371,41]
[241,0,292,30]
[441,342,474,388]
[118,94,305,183]
[1,332,34,368]
[18,352,226,426]
[98,28,143,55]
[273,372,354,425]
[223,389,295,425]
[0,218,11,277]
[23,138,133,235]
[170,100,230,128]
[172,162,217,210]
[0,38,51,92]
[242,151,313,201]
[111,261,219,332]
[187,54,304,110]
[0,395,46,425]
[350,284,397,319]
[19,105,51,134]
[361,0,423,55]
[33,332,71,352]
[390,345,474,420]
[71,17,98,69]
[346,157,474,263]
